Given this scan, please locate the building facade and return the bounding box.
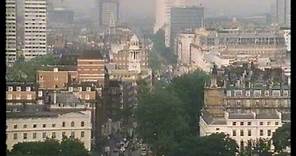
[37,68,69,90]
[23,0,47,60]
[6,0,17,66]
[6,111,92,151]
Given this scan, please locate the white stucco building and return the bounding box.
[6,0,17,66]
[6,111,92,151]
[200,111,282,150]
[23,0,47,60]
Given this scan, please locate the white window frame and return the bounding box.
[16,86,21,91]
[8,86,13,91]
[26,87,31,91]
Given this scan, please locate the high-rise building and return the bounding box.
[154,0,199,33]
[99,0,119,27]
[23,0,47,60]
[170,7,204,49]
[273,0,290,27]
[6,0,17,66]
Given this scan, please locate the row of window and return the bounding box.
[12,121,85,129]
[7,86,33,92]
[7,94,33,100]
[232,129,273,137]
[232,121,279,126]
[11,131,85,140]
[227,90,289,97]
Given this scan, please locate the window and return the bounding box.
[240,122,244,126]
[267,130,271,136]
[260,130,264,136]
[254,90,261,97]
[248,130,251,136]
[232,130,236,136]
[78,87,82,92]
[247,122,251,125]
[23,124,27,128]
[13,133,17,140]
[23,133,27,139]
[13,125,17,129]
[68,87,73,92]
[7,94,12,100]
[283,90,289,96]
[267,122,270,125]
[42,132,46,138]
[33,133,37,139]
[62,122,65,127]
[43,124,46,128]
[260,122,263,125]
[240,130,244,136]
[233,122,236,126]
[62,132,66,138]
[265,90,269,96]
[27,94,32,100]
[71,132,75,138]
[275,122,279,125]
[85,94,90,100]
[71,121,74,127]
[38,91,43,97]
[81,131,85,138]
[33,124,37,128]
[52,132,56,139]
[216,128,220,131]
[52,124,56,128]
[81,121,85,127]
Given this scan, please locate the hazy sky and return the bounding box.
[57,0,273,19]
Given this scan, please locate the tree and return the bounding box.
[7,138,90,156]
[272,123,291,153]
[135,88,189,155]
[253,138,272,156]
[171,133,238,156]
[60,137,89,156]
[168,70,209,135]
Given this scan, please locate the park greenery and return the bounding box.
[7,137,90,156]
[6,54,59,82]
[135,70,291,156]
[149,30,177,71]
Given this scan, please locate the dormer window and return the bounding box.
[8,86,13,91]
[283,90,289,96]
[254,90,261,97]
[272,90,281,96]
[86,87,91,92]
[235,90,242,96]
[78,87,82,92]
[38,91,43,97]
[245,90,250,96]
[69,87,73,92]
[265,90,269,96]
[26,87,31,91]
[226,90,232,97]
[16,87,21,91]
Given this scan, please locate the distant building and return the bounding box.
[6,0,17,66]
[169,6,204,48]
[200,110,283,150]
[77,52,106,86]
[48,8,74,27]
[37,68,70,90]
[111,34,149,73]
[272,0,290,27]
[200,65,290,150]
[99,0,119,27]
[23,0,47,60]
[6,82,37,104]
[6,111,92,151]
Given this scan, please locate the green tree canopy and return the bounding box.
[7,137,89,156]
[272,123,291,153]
